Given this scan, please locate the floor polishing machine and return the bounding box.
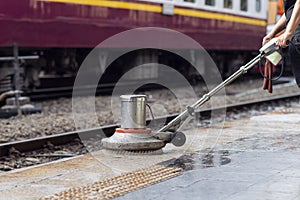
[101,38,282,152]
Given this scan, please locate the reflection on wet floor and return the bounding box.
[159,149,232,171]
[160,132,300,173]
[198,149,231,168]
[195,132,300,169]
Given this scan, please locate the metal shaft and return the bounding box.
[158,53,263,132]
[0,55,39,61]
[13,43,21,116]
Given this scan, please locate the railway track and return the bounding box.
[1,92,300,159]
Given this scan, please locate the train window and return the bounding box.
[240,0,247,11]
[255,0,261,12]
[224,0,232,9]
[184,0,195,3]
[205,0,215,6]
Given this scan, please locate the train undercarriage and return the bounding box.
[0,46,261,96]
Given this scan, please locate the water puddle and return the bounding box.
[159,149,232,171]
[196,149,231,169]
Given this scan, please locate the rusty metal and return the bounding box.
[40,164,182,200]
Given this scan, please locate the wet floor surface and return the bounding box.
[117,150,300,200]
[116,114,300,200]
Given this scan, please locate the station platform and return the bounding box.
[1,105,300,200]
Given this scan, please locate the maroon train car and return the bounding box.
[0,0,267,49]
[0,0,268,90]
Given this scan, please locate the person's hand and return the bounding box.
[276,31,292,48]
[262,34,274,46]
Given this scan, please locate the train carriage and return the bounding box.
[0,0,269,92]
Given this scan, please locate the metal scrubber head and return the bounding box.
[102,130,166,151]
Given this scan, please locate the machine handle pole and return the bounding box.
[158,54,263,132]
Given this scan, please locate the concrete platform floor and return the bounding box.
[1,105,300,199]
[117,151,300,200]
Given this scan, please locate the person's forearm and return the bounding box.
[286,0,300,36]
[269,14,287,37]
